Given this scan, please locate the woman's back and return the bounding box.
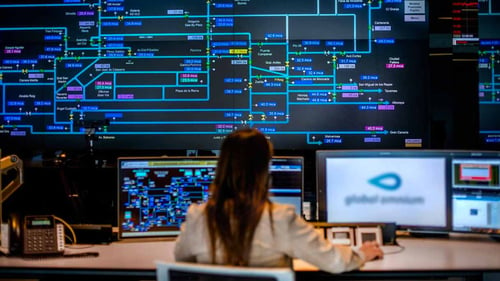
[175,202,365,273]
[174,128,383,273]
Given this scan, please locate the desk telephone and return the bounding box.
[6,213,65,256]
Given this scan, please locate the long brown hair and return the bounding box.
[205,128,273,266]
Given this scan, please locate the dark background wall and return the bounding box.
[1,1,490,226]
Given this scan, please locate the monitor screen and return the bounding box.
[316,150,450,232]
[0,0,430,155]
[268,156,304,216]
[451,153,500,235]
[118,156,217,238]
[117,155,303,238]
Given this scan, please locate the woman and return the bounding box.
[174,128,383,273]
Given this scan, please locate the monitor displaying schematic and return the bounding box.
[117,156,217,238]
[117,155,304,239]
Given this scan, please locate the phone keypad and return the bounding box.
[24,229,58,254]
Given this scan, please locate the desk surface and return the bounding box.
[297,235,500,272]
[1,235,499,279]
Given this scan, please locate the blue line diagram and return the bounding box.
[0,0,429,150]
[478,0,500,144]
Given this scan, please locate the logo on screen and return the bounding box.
[368,173,401,191]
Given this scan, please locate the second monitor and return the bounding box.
[316,150,450,234]
[117,155,304,239]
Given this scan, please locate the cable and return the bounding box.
[21,252,99,259]
[65,245,96,250]
[383,244,405,255]
[64,234,74,245]
[53,215,77,245]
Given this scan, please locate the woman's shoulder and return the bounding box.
[186,203,206,219]
[268,202,298,219]
[186,202,299,221]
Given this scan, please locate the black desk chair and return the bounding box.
[156,261,295,281]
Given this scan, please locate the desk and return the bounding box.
[0,236,499,281]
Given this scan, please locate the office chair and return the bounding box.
[156,261,295,281]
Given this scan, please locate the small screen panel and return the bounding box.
[451,155,500,235]
[316,150,450,232]
[269,156,304,216]
[118,155,304,239]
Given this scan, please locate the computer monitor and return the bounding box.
[268,156,304,216]
[450,152,500,236]
[117,156,217,238]
[316,150,450,233]
[117,156,304,239]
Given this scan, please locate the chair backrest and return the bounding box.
[156,261,295,281]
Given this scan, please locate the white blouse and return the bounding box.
[174,202,366,274]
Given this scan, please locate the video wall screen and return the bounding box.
[479,0,500,147]
[0,0,429,153]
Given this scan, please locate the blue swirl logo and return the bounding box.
[368,173,402,191]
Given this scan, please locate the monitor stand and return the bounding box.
[407,230,450,238]
[490,235,500,242]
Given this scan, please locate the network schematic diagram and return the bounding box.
[0,0,429,150]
